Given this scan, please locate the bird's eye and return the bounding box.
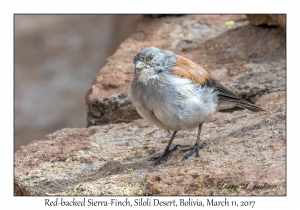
[147,56,153,61]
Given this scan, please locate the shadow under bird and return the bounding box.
[130,46,265,165]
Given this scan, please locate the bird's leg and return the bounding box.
[150,131,181,165]
[180,124,206,160]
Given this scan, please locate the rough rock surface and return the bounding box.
[15,92,286,195]
[86,14,286,127]
[246,14,286,30]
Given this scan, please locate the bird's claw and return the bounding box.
[150,144,182,165]
[181,141,206,160]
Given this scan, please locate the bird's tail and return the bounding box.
[218,97,266,112]
[234,100,266,112]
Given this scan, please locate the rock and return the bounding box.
[269,15,286,30]
[225,60,286,102]
[86,92,140,125]
[246,14,286,30]
[85,14,286,127]
[14,92,286,196]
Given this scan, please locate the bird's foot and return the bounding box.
[150,144,182,165]
[180,141,206,160]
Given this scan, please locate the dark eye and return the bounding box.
[147,55,153,61]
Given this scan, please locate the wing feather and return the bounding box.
[170,55,265,112]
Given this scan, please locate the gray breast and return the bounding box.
[130,75,218,131]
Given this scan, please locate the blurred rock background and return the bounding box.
[14,15,140,151]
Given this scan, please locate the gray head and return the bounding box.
[133,47,176,78]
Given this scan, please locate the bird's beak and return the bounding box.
[135,60,145,70]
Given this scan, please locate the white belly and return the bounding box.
[131,75,218,131]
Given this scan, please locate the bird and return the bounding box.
[130,46,265,165]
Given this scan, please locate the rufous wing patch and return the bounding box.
[171,55,210,84]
